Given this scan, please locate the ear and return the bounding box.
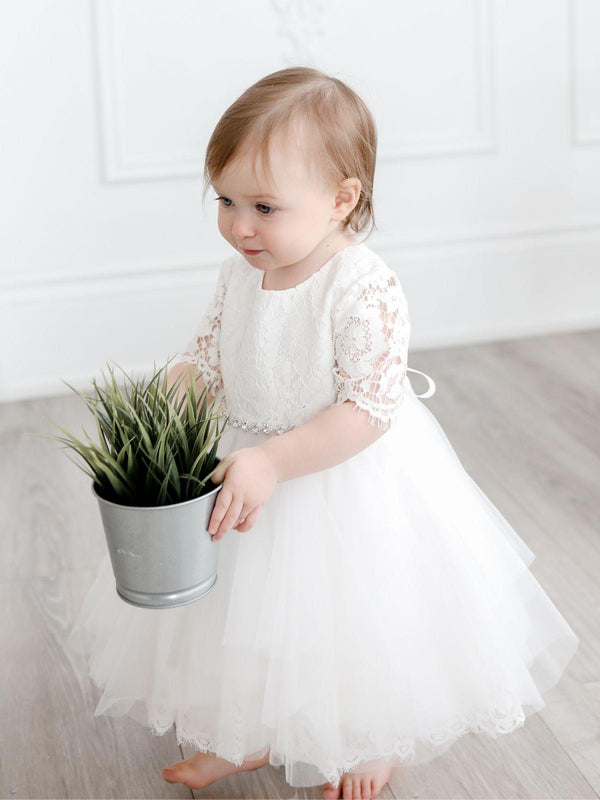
[331,177,361,223]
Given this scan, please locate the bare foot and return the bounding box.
[161,748,270,790]
[322,761,394,799]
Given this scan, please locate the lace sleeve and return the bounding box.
[331,267,411,432]
[170,257,232,394]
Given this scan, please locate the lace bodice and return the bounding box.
[172,242,414,433]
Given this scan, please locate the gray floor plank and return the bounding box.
[0,393,108,581]
[0,572,192,800]
[387,710,595,800]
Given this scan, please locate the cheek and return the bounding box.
[217,213,229,238]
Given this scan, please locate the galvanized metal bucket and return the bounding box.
[92,473,222,610]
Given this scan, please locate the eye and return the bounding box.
[214,196,275,216]
[256,203,275,216]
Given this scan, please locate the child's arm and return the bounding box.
[167,255,232,413]
[166,363,219,409]
[258,267,411,482]
[258,399,387,482]
[207,399,387,539]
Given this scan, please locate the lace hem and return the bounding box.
[105,688,529,788]
[170,701,527,786]
[330,393,404,432]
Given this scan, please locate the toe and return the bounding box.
[161,763,186,783]
[163,761,183,773]
[361,777,372,799]
[323,781,341,799]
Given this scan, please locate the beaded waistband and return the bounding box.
[214,367,435,437]
[226,416,296,436]
[212,395,295,435]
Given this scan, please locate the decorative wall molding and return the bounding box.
[378,0,496,161]
[271,0,343,66]
[93,0,497,183]
[92,0,206,182]
[3,225,599,402]
[568,0,600,146]
[3,219,600,296]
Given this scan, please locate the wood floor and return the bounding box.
[1,328,598,800]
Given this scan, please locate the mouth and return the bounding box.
[242,248,264,255]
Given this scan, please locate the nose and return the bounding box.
[231,211,256,241]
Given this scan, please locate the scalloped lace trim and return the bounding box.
[141,691,527,786]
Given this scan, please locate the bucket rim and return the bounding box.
[91,474,221,511]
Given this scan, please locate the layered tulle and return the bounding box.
[63,377,579,789]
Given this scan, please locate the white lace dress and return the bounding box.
[64,242,579,789]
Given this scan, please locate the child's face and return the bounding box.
[213,127,353,270]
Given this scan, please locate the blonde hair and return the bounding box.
[203,66,378,239]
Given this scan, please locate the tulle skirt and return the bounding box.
[63,375,579,789]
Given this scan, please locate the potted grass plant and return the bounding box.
[39,358,230,610]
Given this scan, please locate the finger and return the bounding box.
[212,498,244,541]
[210,461,227,484]
[234,506,261,532]
[232,506,252,531]
[210,455,232,485]
[208,488,232,536]
[232,504,252,530]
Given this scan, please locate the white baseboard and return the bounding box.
[2,232,600,402]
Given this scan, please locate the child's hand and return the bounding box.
[207,446,278,541]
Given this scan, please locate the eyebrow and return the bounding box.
[213,186,282,201]
[248,193,281,200]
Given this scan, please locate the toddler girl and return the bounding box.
[65,67,579,799]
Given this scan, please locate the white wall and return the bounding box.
[1,0,599,401]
